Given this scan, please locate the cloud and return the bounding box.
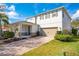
[0,3,6,5]
[6,4,21,19]
[6,5,18,19]
[6,11,19,19]
[72,10,79,19]
[6,5,19,19]
[5,4,25,23]
[8,5,15,11]
[6,10,25,23]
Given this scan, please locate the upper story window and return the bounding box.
[45,13,47,19]
[47,13,50,18]
[40,14,44,20]
[52,12,58,17]
[45,13,50,19]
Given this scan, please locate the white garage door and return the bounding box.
[42,27,57,37]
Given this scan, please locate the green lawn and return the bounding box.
[22,36,79,56]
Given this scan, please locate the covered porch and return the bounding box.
[18,23,32,38]
[10,21,39,38]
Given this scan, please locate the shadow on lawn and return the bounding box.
[63,50,79,56]
[58,39,79,42]
[61,36,79,42]
[72,36,79,42]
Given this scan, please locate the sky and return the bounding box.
[1,3,79,23]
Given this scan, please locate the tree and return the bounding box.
[71,20,79,28]
[0,13,9,36]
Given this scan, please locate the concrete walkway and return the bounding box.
[0,36,53,56]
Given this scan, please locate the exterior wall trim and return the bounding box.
[42,27,58,29]
[26,6,65,20]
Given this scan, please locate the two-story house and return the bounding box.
[9,6,72,38]
[26,6,72,37]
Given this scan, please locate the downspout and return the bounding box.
[62,9,64,32]
[35,16,40,36]
[35,16,37,24]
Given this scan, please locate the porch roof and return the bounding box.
[9,21,37,26]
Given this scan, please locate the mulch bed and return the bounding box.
[3,37,27,44]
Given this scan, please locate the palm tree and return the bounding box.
[0,13,9,36]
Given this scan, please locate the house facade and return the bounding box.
[26,6,72,37]
[9,6,72,38]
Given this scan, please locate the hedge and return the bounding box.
[55,34,73,42]
[2,31,15,39]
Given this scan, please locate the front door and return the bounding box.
[28,26,31,35]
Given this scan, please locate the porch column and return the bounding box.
[18,24,22,37]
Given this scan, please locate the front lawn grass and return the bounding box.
[22,36,79,56]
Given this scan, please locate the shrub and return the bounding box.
[63,30,71,34]
[2,31,15,39]
[57,30,71,35]
[57,31,62,34]
[55,34,73,42]
[72,28,78,36]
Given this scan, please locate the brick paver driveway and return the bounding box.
[0,36,52,56]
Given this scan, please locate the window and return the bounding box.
[52,12,58,17]
[45,13,50,19]
[47,13,50,18]
[45,13,47,19]
[40,14,44,20]
[39,15,41,20]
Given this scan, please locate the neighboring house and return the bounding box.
[26,6,72,37]
[0,25,9,31]
[8,6,72,38]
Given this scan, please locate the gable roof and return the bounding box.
[26,6,72,20]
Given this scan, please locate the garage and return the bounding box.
[41,27,57,37]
